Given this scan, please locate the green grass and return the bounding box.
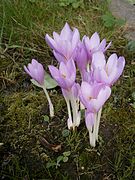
[0,0,135,179]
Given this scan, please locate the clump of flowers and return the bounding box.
[24,23,125,147]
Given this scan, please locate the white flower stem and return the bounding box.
[70,95,81,128]
[95,107,102,141]
[89,129,96,147]
[42,86,54,117]
[64,97,72,124]
[89,114,97,147]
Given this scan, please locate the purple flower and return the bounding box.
[79,81,111,113]
[24,59,45,85]
[45,22,80,63]
[83,32,111,60]
[91,52,125,86]
[49,59,76,90]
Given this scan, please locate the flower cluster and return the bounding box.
[24,23,125,147]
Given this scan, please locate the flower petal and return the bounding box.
[93,85,111,111]
[45,34,57,50]
[92,51,106,69]
[85,111,95,130]
[72,28,80,51]
[106,53,118,75]
[60,22,72,40]
[89,32,100,49]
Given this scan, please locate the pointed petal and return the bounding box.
[31,59,38,67]
[104,41,112,52]
[53,50,65,63]
[24,65,32,77]
[45,34,57,50]
[90,32,100,49]
[93,86,111,111]
[67,59,76,78]
[53,32,61,43]
[81,81,93,99]
[72,28,80,51]
[106,53,118,75]
[60,22,72,40]
[48,65,59,79]
[59,62,69,77]
[92,51,106,69]
[111,56,125,85]
[98,39,106,51]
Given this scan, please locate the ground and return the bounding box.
[0,0,135,179]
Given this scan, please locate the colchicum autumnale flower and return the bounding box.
[45,22,80,63]
[91,51,125,86]
[79,81,111,147]
[49,60,81,129]
[24,59,54,117]
[83,32,111,60]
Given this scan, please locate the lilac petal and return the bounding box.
[92,83,103,98]
[81,81,93,100]
[48,65,59,80]
[84,36,91,53]
[72,28,80,51]
[93,68,102,83]
[111,56,125,85]
[98,39,106,51]
[108,67,118,85]
[81,70,93,83]
[24,65,31,77]
[98,69,109,84]
[57,40,71,60]
[27,63,36,79]
[66,59,76,79]
[89,32,100,49]
[71,83,80,98]
[104,41,112,52]
[31,59,38,67]
[85,111,95,130]
[93,86,111,111]
[92,51,106,69]
[53,50,65,63]
[64,41,72,59]
[79,90,88,109]
[106,53,118,75]
[37,63,45,84]
[60,22,72,40]
[53,32,61,43]
[45,34,57,50]
[65,78,75,89]
[59,62,69,77]
[75,44,88,71]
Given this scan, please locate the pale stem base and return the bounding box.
[42,86,54,117]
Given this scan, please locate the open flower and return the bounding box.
[45,22,80,63]
[49,59,76,90]
[91,52,125,86]
[83,32,111,60]
[79,81,111,113]
[24,59,45,85]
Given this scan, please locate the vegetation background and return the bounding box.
[0,0,135,179]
